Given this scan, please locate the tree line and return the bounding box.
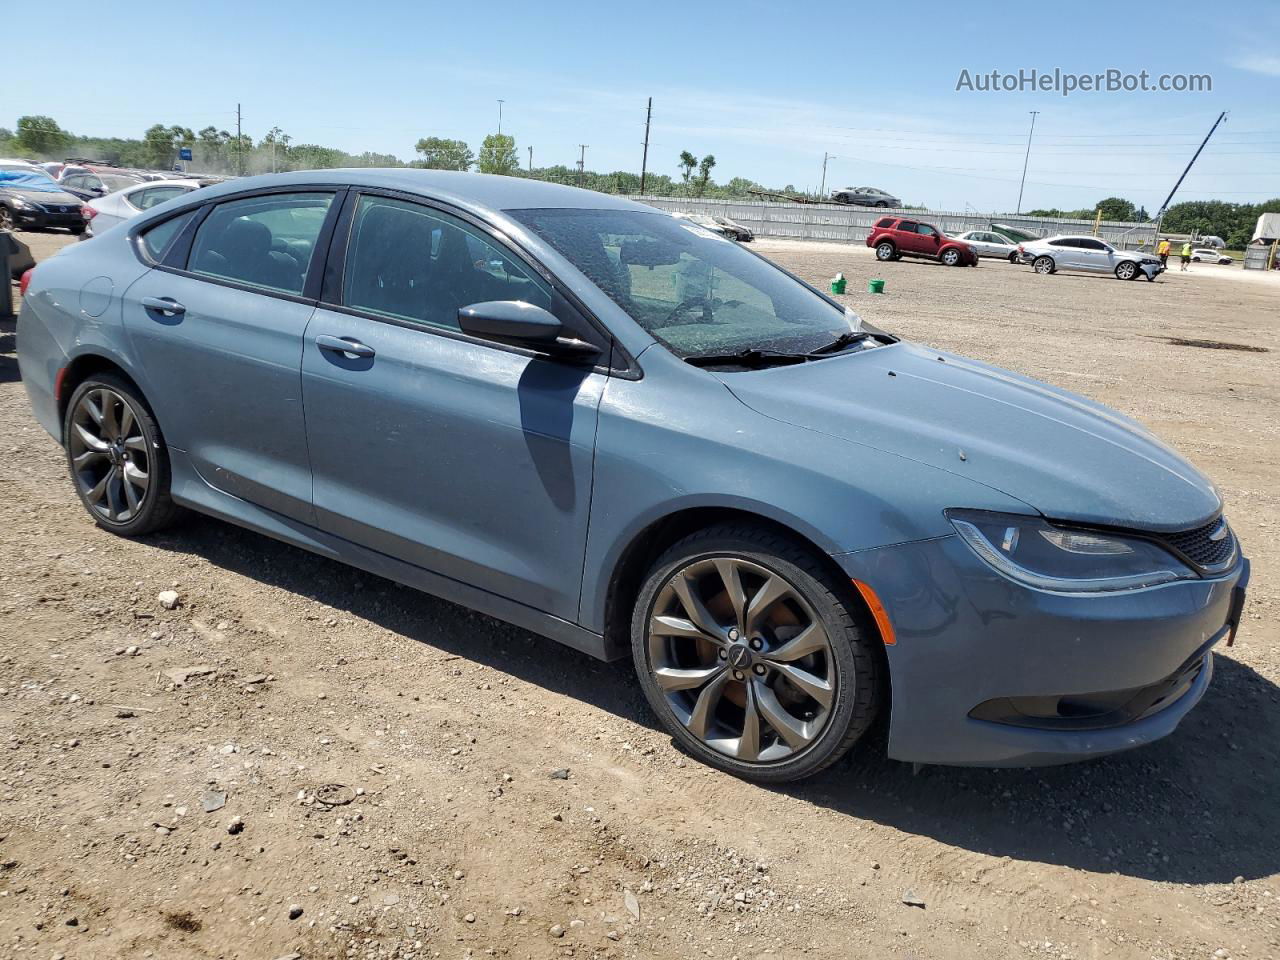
[4,116,1274,242]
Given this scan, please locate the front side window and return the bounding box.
[189,192,333,295]
[917,224,938,238]
[343,194,551,330]
[510,207,857,359]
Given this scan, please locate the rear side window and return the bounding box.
[875,217,895,228]
[131,185,190,211]
[342,194,551,332]
[1048,238,1075,247]
[140,211,196,262]
[188,192,333,295]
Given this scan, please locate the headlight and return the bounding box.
[11,196,36,209]
[947,510,1194,593]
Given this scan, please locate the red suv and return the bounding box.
[865,216,977,267]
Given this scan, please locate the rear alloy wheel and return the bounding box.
[63,375,179,536]
[941,248,962,267]
[1033,255,1055,275]
[875,242,895,261]
[632,525,882,782]
[1008,251,1020,263]
[1115,261,1138,281]
[0,206,14,230]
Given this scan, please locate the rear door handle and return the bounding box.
[315,334,376,359]
[140,296,185,316]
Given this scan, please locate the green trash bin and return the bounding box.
[868,278,885,294]
[830,273,847,294]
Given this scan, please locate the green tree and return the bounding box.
[678,151,698,194]
[415,137,474,170]
[15,115,71,156]
[696,154,716,197]
[1094,197,1137,222]
[142,124,194,170]
[477,134,518,175]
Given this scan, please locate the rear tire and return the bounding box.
[0,206,15,231]
[1008,251,1019,263]
[1033,255,1055,275]
[63,374,180,537]
[631,523,883,783]
[875,242,896,261]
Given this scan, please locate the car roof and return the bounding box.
[188,169,646,215]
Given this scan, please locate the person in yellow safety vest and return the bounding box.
[1180,241,1192,271]
[1157,237,1171,268]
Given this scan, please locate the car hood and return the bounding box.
[718,341,1221,532]
[2,186,81,205]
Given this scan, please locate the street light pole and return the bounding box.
[820,152,835,201]
[1016,110,1039,214]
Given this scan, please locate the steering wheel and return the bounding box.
[663,297,717,326]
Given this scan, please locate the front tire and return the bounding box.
[1033,255,1055,275]
[63,374,180,536]
[941,248,962,267]
[0,206,15,231]
[875,242,896,261]
[631,524,883,783]
[1115,261,1138,281]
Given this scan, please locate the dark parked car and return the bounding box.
[16,170,1247,782]
[712,215,753,242]
[832,186,901,207]
[57,170,147,202]
[3,229,36,280]
[0,170,86,234]
[865,215,977,266]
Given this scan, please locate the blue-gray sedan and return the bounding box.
[16,170,1249,781]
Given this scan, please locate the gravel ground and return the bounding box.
[2,230,1278,960]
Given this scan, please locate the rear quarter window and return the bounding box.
[875,217,896,228]
[140,211,196,262]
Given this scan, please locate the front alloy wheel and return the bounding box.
[1033,255,1055,274]
[632,525,882,782]
[941,248,961,266]
[1115,261,1138,280]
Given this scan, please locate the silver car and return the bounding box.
[84,179,206,238]
[1022,234,1165,282]
[955,230,1020,262]
[831,186,901,208]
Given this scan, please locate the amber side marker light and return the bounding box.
[852,579,896,646]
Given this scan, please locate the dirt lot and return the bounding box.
[2,230,1278,960]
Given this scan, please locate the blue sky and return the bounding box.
[7,0,1278,212]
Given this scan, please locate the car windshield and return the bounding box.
[510,207,857,359]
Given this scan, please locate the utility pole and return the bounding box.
[577,144,588,185]
[819,152,836,201]
[1152,110,1228,248]
[497,100,504,136]
[268,125,283,173]
[527,145,533,172]
[640,97,652,195]
[1015,110,1038,214]
[235,103,244,176]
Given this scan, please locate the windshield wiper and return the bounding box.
[809,330,872,355]
[684,348,811,369]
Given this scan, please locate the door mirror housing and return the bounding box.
[457,300,601,360]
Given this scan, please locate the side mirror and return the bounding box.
[457,300,601,360]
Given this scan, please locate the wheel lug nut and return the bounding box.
[718,649,728,660]
[749,638,763,650]
[753,664,766,676]
[727,628,739,641]
[732,670,745,682]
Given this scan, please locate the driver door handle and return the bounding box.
[315,334,376,359]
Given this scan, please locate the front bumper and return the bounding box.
[837,535,1247,766]
[11,203,84,230]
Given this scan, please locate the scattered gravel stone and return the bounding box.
[901,890,926,908]
[227,816,244,835]
[549,768,570,780]
[464,912,476,923]
[157,590,180,610]
[624,888,640,921]
[288,904,303,920]
[202,791,227,813]
[549,924,565,938]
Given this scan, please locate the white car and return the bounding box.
[83,179,206,237]
[1020,234,1165,281]
[1191,248,1234,265]
[954,229,1021,262]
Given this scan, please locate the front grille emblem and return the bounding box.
[1208,520,1228,542]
